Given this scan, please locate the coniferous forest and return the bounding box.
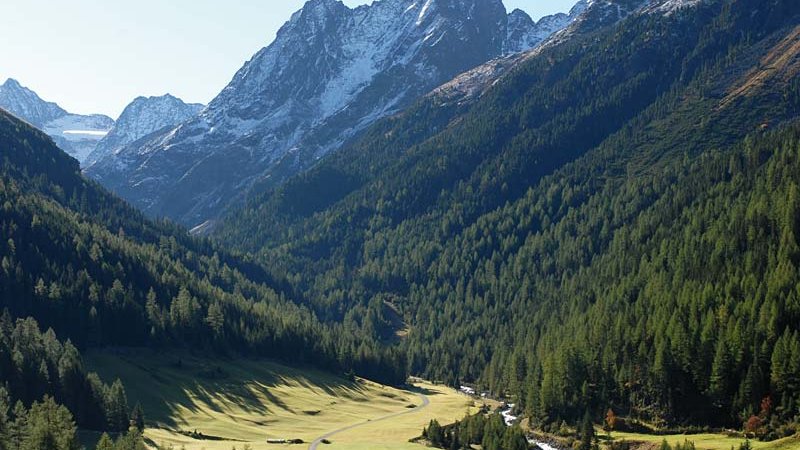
[217,0,800,433]
[0,109,404,447]
[1,0,800,447]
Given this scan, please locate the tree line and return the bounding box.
[0,391,146,450]
[0,313,132,433]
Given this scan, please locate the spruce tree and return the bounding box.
[0,388,8,450]
[94,434,114,450]
[21,397,78,450]
[130,403,145,432]
[9,402,27,450]
[579,410,595,450]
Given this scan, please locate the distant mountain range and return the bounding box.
[0,78,113,163]
[0,78,202,167]
[85,0,591,228]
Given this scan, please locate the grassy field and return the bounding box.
[320,380,482,450]
[606,430,800,450]
[84,349,477,450]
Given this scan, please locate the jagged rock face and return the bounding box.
[86,0,578,227]
[0,78,67,127]
[85,94,203,167]
[642,0,705,15]
[432,0,676,106]
[505,8,575,54]
[567,0,648,33]
[0,79,114,164]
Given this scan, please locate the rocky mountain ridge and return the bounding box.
[86,0,587,227]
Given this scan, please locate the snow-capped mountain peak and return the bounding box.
[0,78,114,164]
[85,0,584,227]
[0,78,67,128]
[504,8,576,54]
[84,94,203,167]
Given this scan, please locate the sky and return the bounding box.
[0,0,576,119]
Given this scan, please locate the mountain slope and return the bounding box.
[0,78,114,164]
[84,94,203,167]
[0,109,405,385]
[86,0,584,227]
[217,0,800,426]
[0,78,66,127]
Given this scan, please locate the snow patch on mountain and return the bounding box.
[85,94,203,167]
[504,9,574,54]
[86,0,586,227]
[643,0,704,15]
[0,78,66,127]
[0,79,114,164]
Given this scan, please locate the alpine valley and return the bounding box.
[1,0,800,450]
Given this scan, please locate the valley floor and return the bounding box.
[84,349,479,450]
[604,430,800,450]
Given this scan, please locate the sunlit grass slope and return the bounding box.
[85,349,475,449]
[607,430,800,450]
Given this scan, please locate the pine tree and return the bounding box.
[112,428,146,450]
[10,402,27,450]
[21,396,78,450]
[105,380,129,432]
[579,410,595,450]
[94,434,114,450]
[205,302,224,337]
[0,388,9,450]
[710,339,732,405]
[426,420,444,447]
[130,403,145,432]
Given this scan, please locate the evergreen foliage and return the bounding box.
[423,414,529,450]
[217,0,800,428]
[0,109,405,385]
[0,313,128,432]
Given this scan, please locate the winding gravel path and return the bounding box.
[308,391,430,450]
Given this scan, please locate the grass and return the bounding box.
[84,349,477,450]
[321,382,482,450]
[605,430,800,450]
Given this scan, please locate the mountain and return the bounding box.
[0,108,406,385]
[0,78,114,164]
[217,0,800,428]
[433,0,663,105]
[86,0,585,227]
[84,94,203,167]
[0,78,66,126]
[504,3,587,54]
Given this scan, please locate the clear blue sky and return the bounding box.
[0,0,576,119]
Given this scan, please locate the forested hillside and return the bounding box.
[0,314,132,433]
[0,109,405,385]
[218,0,800,429]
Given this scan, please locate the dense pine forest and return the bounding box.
[0,314,131,432]
[0,314,147,450]
[0,108,410,448]
[0,109,405,386]
[2,0,800,445]
[217,0,800,432]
